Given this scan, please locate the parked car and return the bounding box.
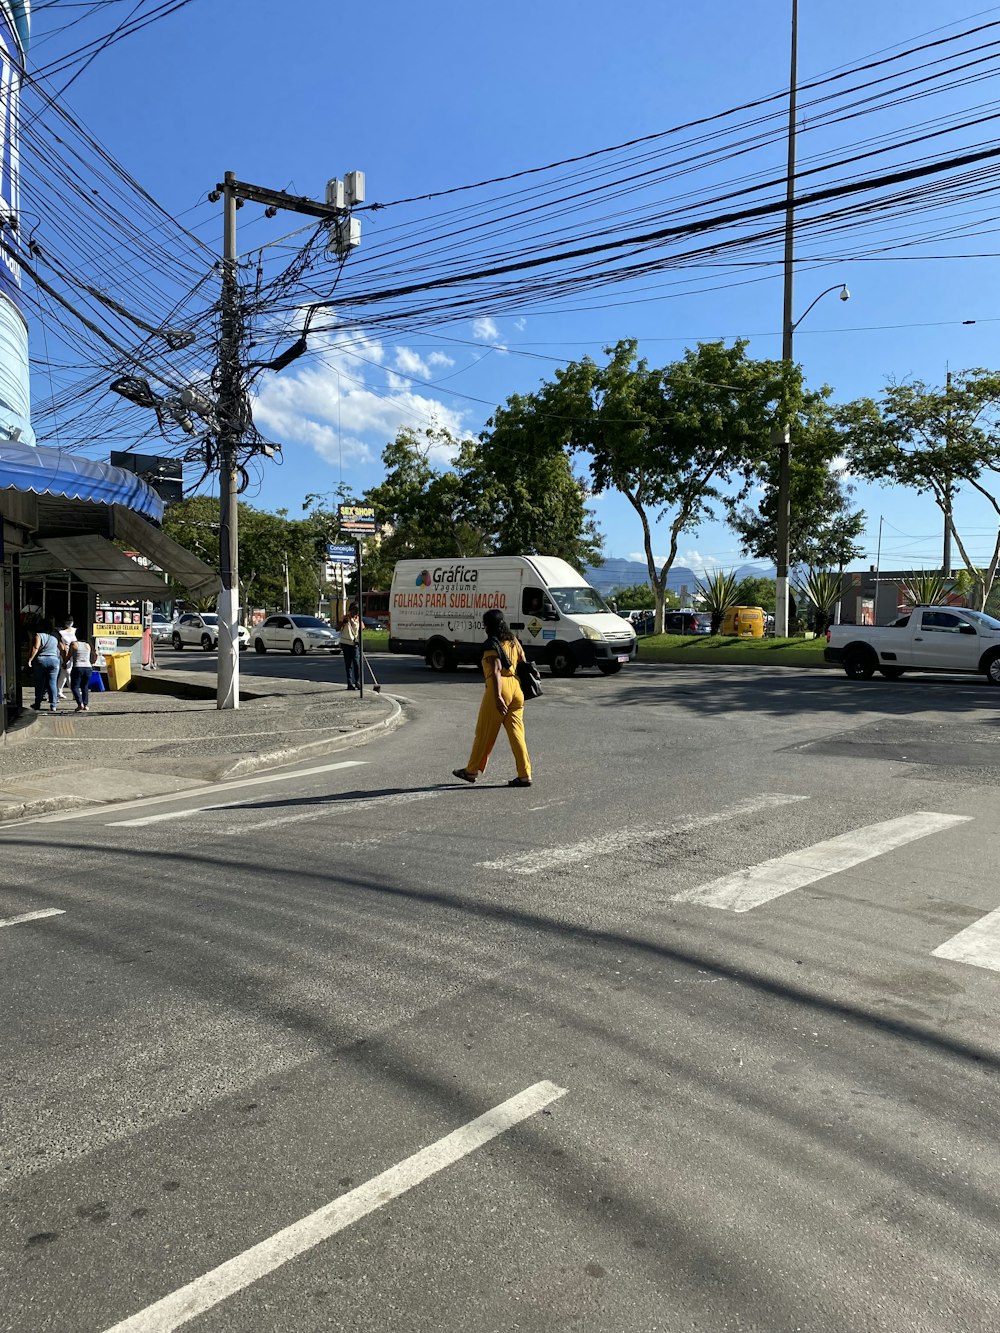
[361,616,384,633]
[150,613,173,645]
[663,610,712,635]
[172,612,250,651]
[252,614,340,655]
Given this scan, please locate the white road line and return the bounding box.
[673,811,972,913]
[102,761,368,827]
[101,1079,566,1333]
[0,908,65,929]
[477,793,808,875]
[933,905,1000,973]
[3,760,369,829]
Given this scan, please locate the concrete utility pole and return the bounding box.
[943,369,953,580]
[774,0,798,640]
[216,172,241,710]
[209,170,364,708]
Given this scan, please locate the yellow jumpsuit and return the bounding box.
[466,639,532,781]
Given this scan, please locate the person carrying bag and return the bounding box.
[452,608,534,787]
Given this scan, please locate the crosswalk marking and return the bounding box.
[0,908,65,930]
[477,793,808,875]
[672,811,972,913]
[100,1080,567,1333]
[933,906,1000,973]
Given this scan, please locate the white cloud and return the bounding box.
[471,316,508,355]
[426,351,455,370]
[395,347,432,379]
[472,316,499,342]
[252,326,468,471]
[514,318,526,332]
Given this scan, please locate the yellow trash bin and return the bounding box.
[105,651,132,691]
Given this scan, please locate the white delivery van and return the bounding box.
[389,556,637,676]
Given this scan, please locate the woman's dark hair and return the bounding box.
[483,608,514,643]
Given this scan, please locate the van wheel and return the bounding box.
[549,644,577,677]
[426,640,454,673]
[597,662,622,675]
[879,666,905,679]
[844,648,876,679]
[984,652,1000,685]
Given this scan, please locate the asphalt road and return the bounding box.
[3,657,1000,1332]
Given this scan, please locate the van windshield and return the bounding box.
[548,586,610,615]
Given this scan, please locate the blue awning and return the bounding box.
[0,441,163,522]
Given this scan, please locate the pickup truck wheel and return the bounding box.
[596,662,623,675]
[843,648,876,680]
[879,667,905,679]
[984,653,1000,686]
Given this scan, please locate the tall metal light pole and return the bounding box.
[773,0,799,640]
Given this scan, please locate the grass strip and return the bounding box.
[635,634,835,668]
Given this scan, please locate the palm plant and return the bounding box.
[793,568,841,637]
[694,568,740,635]
[900,572,950,607]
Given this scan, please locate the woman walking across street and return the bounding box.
[27,619,62,712]
[338,601,361,690]
[66,634,97,712]
[453,608,533,787]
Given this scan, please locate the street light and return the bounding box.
[774,281,851,638]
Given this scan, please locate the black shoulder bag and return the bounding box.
[488,637,542,700]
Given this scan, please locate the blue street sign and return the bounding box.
[325,543,355,560]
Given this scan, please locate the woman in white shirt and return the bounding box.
[67,637,97,712]
[338,602,361,691]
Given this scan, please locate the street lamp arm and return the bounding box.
[791,283,849,333]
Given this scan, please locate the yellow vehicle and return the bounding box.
[722,605,765,638]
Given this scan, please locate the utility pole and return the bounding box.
[216,171,241,710]
[774,0,798,639]
[283,552,291,614]
[208,170,364,708]
[943,369,953,581]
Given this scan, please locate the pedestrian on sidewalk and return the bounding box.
[453,608,533,788]
[66,635,97,711]
[57,616,77,699]
[27,620,62,712]
[338,601,361,691]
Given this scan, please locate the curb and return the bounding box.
[0,696,405,824]
[216,694,404,779]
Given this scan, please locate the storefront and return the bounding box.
[1,441,215,734]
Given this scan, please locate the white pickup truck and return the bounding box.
[825,605,1000,683]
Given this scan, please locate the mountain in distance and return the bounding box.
[583,558,775,600]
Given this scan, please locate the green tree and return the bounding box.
[487,339,791,632]
[162,497,319,614]
[733,575,775,615]
[610,582,655,611]
[840,370,1000,608]
[729,401,865,572]
[359,424,603,580]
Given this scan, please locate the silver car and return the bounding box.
[252,614,341,655]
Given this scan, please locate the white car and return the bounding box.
[252,614,341,656]
[150,613,173,645]
[172,612,250,651]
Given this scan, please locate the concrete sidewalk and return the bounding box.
[0,669,400,822]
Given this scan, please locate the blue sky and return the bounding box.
[23,0,1000,579]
